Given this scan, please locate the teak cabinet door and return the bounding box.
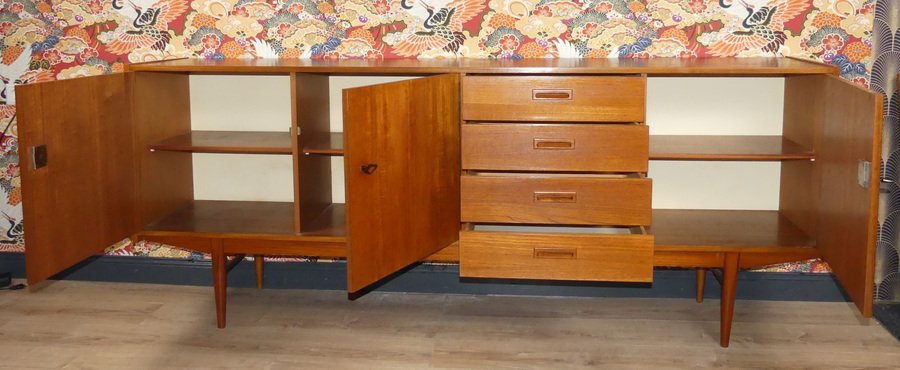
[17,73,135,285]
[343,74,460,292]
[816,75,883,317]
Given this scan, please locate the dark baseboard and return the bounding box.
[874,303,900,341]
[0,252,848,301]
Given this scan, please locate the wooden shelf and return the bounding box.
[649,135,813,161]
[143,200,346,237]
[303,133,344,156]
[149,131,292,155]
[650,209,815,252]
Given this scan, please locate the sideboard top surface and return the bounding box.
[126,57,837,76]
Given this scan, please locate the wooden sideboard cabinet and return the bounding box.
[16,57,882,347]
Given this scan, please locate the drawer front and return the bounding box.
[462,123,648,172]
[462,175,651,226]
[459,231,653,282]
[462,76,646,122]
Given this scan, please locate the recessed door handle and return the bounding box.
[534,138,575,150]
[361,164,378,174]
[532,89,573,100]
[534,248,577,259]
[534,192,577,203]
[31,145,48,169]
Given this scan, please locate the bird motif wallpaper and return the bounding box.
[0,0,881,272]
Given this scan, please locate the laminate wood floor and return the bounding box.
[1,280,898,369]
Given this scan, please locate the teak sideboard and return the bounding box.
[16,57,882,347]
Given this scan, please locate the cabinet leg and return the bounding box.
[212,241,227,329]
[696,268,706,303]
[720,253,740,347]
[254,255,264,289]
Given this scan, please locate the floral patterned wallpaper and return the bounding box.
[0,0,880,268]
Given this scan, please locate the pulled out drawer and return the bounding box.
[460,225,654,283]
[461,173,651,226]
[462,123,648,172]
[462,75,646,122]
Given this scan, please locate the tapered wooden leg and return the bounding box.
[720,253,740,347]
[212,240,227,329]
[696,268,706,303]
[254,255,264,289]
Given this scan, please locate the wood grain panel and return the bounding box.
[650,135,813,160]
[302,132,343,155]
[462,76,645,122]
[148,131,292,154]
[126,57,837,76]
[131,72,193,229]
[651,210,815,252]
[461,175,651,225]
[343,74,460,293]
[222,239,345,257]
[294,73,333,233]
[780,75,824,238]
[17,74,136,285]
[815,75,883,317]
[460,230,653,282]
[144,200,298,235]
[462,123,648,172]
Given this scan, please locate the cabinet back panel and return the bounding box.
[647,77,784,210]
[189,75,292,202]
[192,154,294,202]
[646,78,784,135]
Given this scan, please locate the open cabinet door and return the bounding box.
[816,75,883,317]
[17,73,135,285]
[343,74,460,293]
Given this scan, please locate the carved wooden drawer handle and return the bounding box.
[533,138,575,150]
[532,89,573,100]
[534,191,577,203]
[534,247,577,259]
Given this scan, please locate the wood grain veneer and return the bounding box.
[132,72,193,230]
[460,230,653,282]
[302,132,344,155]
[144,200,298,235]
[148,131,292,154]
[462,76,646,122]
[814,75,882,317]
[126,57,837,76]
[649,135,813,160]
[780,75,825,239]
[343,74,460,293]
[461,175,651,226]
[650,210,815,253]
[294,73,334,234]
[462,123,649,172]
[18,73,136,285]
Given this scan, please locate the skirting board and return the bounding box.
[0,252,848,301]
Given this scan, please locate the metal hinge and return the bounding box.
[858,160,871,189]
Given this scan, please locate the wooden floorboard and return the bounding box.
[1,280,898,369]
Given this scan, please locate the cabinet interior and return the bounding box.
[136,73,818,253]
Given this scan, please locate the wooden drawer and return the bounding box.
[462,123,648,172]
[461,175,651,226]
[459,227,653,282]
[462,76,645,122]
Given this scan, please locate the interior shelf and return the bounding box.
[650,209,815,252]
[649,135,813,161]
[149,131,292,155]
[143,200,346,237]
[303,133,344,156]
